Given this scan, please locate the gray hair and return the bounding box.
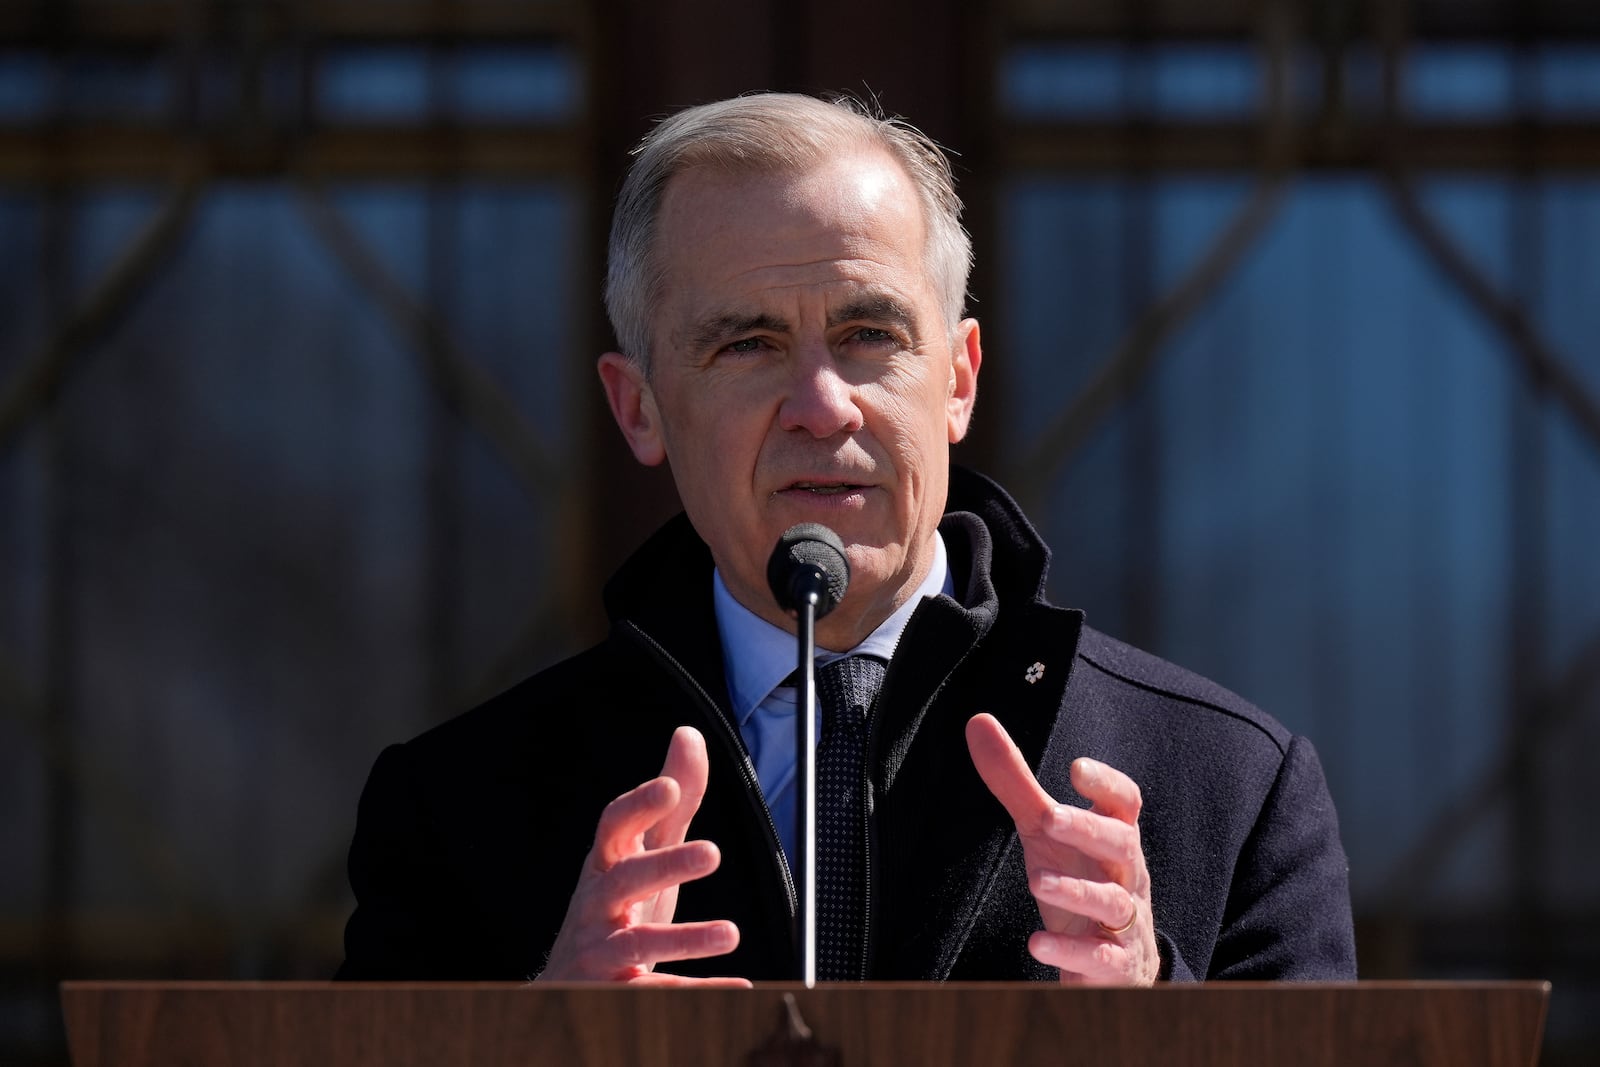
[603,92,973,368]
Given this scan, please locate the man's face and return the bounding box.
[599,146,981,648]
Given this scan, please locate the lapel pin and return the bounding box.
[1025,662,1045,684]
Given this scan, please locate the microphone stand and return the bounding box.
[794,578,820,989]
[767,522,847,989]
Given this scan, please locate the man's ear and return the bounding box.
[597,352,667,466]
[947,318,982,443]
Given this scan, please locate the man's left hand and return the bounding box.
[965,713,1160,985]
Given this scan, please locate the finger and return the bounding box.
[1031,871,1137,931]
[593,775,681,867]
[1043,804,1144,873]
[1071,757,1142,823]
[647,726,710,850]
[599,841,721,913]
[632,976,751,988]
[966,713,1055,828]
[1028,929,1133,984]
[602,919,740,970]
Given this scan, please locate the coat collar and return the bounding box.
[601,466,1055,630]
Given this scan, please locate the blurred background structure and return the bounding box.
[2,0,1598,1062]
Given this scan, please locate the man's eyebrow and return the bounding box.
[685,311,790,351]
[828,296,917,330]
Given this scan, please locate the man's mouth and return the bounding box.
[788,481,867,495]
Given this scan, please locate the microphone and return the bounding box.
[766,523,849,988]
[766,523,850,619]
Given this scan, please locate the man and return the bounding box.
[338,93,1355,985]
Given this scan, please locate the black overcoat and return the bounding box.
[338,468,1356,982]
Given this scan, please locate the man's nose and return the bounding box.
[777,348,864,439]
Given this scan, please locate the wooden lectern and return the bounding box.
[61,980,1550,1067]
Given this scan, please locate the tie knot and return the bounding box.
[816,655,887,720]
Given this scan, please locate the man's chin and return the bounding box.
[841,545,927,607]
[811,557,911,649]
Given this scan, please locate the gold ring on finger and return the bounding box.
[1097,906,1137,937]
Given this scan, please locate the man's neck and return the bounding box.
[713,534,947,710]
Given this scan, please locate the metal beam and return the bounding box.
[6,121,1600,182]
[6,0,1599,44]
[1002,119,1600,172]
[0,125,581,180]
[1007,0,1600,40]
[0,1,578,44]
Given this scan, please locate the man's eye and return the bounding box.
[854,327,896,345]
[725,337,763,354]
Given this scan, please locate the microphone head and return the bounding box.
[767,523,850,619]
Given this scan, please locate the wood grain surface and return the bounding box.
[60,981,1551,1067]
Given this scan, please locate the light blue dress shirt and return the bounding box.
[712,532,954,870]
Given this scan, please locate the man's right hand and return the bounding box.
[536,725,749,985]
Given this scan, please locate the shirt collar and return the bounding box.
[713,531,954,728]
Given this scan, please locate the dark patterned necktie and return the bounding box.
[814,654,886,981]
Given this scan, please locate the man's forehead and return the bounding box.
[660,146,916,219]
[650,150,937,352]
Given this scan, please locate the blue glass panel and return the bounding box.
[1147,45,1260,117]
[451,184,577,440]
[997,174,1600,908]
[448,183,577,676]
[1000,45,1127,117]
[326,181,579,693]
[1001,44,1304,119]
[0,49,182,123]
[64,50,172,120]
[454,46,579,121]
[999,175,1141,637]
[320,47,432,121]
[60,183,444,911]
[1535,181,1600,682]
[1537,46,1600,115]
[999,176,1131,446]
[0,51,50,120]
[1406,45,1515,118]
[69,186,165,298]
